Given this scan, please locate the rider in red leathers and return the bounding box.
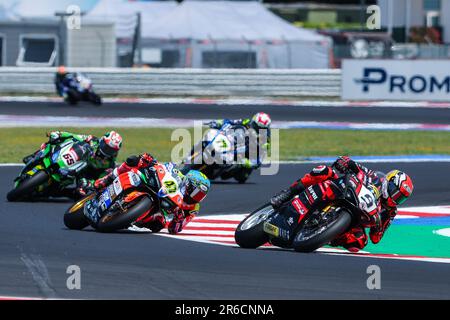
[94,153,210,234]
[270,156,414,252]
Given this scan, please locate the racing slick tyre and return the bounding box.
[293,209,352,253]
[7,171,49,202]
[66,89,80,105]
[235,203,272,248]
[234,169,249,184]
[64,194,94,230]
[96,196,153,233]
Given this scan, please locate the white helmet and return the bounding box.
[251,112,271,130]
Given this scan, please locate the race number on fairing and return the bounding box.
[357,185,377,213]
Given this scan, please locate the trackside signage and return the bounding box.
[342,59,450,101]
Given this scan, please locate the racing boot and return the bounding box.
[22,154,35,164]
[270,182,305,209]
[330,227,368,253]
[22,149,43,165]
[22,142,49,165]
[135,212,166,233]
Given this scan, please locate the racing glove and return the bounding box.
[94,173,114,190]
[205,120,223,129]
[333,156,358,174]
[76,178,94,198]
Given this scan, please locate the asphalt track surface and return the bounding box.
[1,101,450,124]
[1,163,449,299]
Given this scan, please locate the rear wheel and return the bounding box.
[235,203,272,248]
[293,209,352,253]
[96,196,153,232]
[63,194,94,230]
[7,171,49,202]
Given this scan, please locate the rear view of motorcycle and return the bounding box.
[180,122,253,184]
[57,72,102,106]
[235,173,377,252]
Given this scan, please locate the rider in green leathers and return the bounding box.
[22,130,123,198]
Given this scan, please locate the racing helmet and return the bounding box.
[98,131,123,159]
[383,170,413,207]
[181,170,210,204]
[250,112,271,131]
[57,65,66,75]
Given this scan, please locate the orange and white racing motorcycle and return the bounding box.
[64,162,186,232]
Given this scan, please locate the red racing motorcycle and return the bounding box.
[235,172,381,252]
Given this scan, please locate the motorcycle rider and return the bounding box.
[22,130,123,198]
[55,66,97,104]
[94,153,211,234]
[270,156,414,252]
[55,66,77,99]
[206,112,272,178]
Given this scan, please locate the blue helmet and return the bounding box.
[181,170,210,204]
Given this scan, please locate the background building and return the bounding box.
[378,0,450,43]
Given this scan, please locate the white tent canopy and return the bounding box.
[143,1,328,42]
[85,0,138,38]
[128,0,178,36]
[141,1,331,69]
[86,0,177,38]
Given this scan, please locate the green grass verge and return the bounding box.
[0,127,449,163]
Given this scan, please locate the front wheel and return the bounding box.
[234,203,273,248]
[96,196,153,232]
[234,168,250,184]
[64,194,95,230]
[293,209,352,253]
[7,171,49,202]
[88,92,102,106]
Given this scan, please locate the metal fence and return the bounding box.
[0,67,341,97]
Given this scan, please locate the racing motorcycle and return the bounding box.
[7,139,93,202]
[64,162,186,232]
[60,73,102,106]
[180,122,252,184]
[234,172,381,252]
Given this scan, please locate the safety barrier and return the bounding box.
[0,67,341,97]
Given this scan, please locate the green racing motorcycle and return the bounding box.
[7,139,93,202]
